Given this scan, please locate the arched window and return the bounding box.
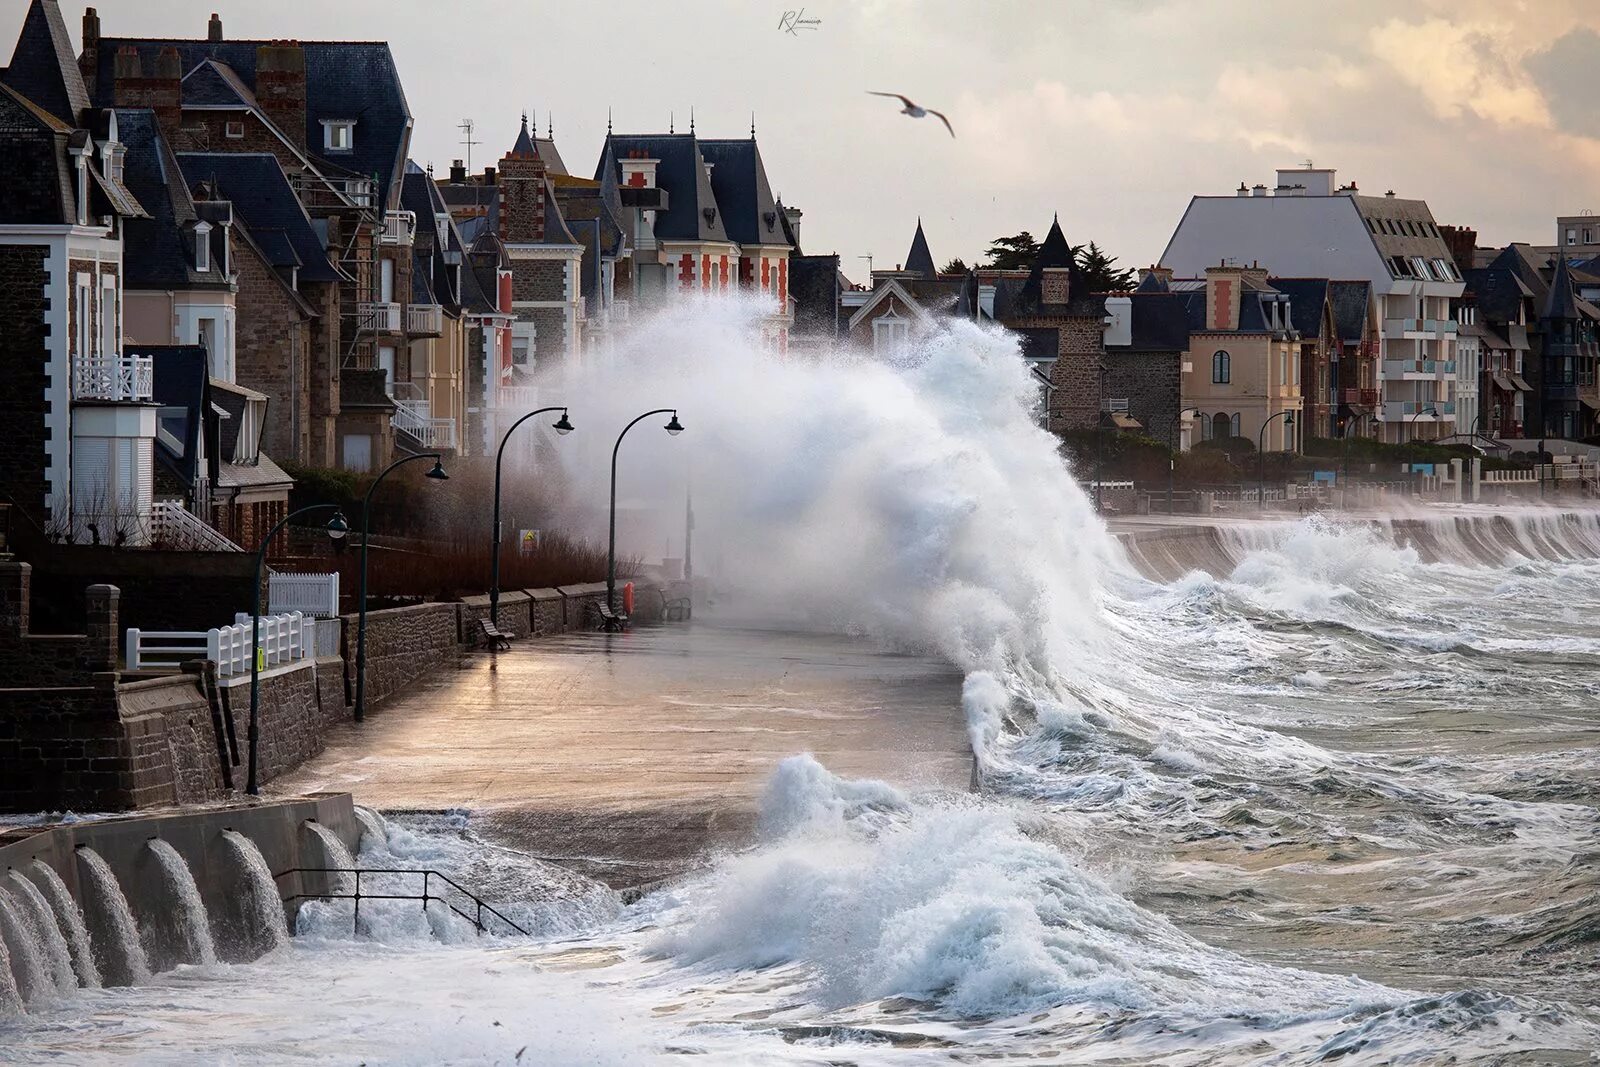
[1212,350,1231,383]
[1231,412,1242,438]
[1211,412,1231,441]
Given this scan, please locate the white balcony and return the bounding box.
[359,301,402,333]
[285,172,375,210]
[496,384,539,410]
[380,210,416,246]
[1384,318,1458,341]
[1383,400,1456,420]
[1382,359,1457,380]
[406,303,444,336]
[73,352,153,402]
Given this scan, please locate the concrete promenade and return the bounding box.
[271,620,968,885]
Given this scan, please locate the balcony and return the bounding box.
[380,210,416,246]
[285,172,375,210]
[1382,359,1457,380]
[73,352,153,402]
[1384,318,1458,341]
[358,301,402,334]
[390,390,457,451]
[1383,400,1456,420]
[1339,387,1380,406]
[496,384,539,410]
[406,302,443,337]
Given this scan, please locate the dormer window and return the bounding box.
[194,221,212,272]
[226,120,245,140]
[322,120,355,153]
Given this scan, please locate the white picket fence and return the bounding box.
[268,572,341,618]
[126,612,312,677]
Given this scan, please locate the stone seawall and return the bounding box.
[341,602,461,710]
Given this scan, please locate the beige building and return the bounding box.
[1180,265,1303,452]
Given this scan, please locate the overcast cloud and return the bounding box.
[9,1,1600,278]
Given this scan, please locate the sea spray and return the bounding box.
[221,831,289,954]
[295,822,358,939]
[147,840,218,966]
[27,860,101,989]
[0,928,19,1014]
[4,872,76,995]
[0,888,50,1004]
[75,848,151,984]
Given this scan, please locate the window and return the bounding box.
[1279,351,1287,386]
[872,307,912,356]
[323,120,355,152]
[1231,413,1242,437]
[511,336,531,367]
[380,257,394,303]
[99,277,117,360]
[341,434,373,472]
[1212,349,1231,383]
[198,318,217,376]
[225,120,244,139]
[194,221,211,272]
[1410,256,1431,279]
[1568,229,1578,245]
[75,277,92,362]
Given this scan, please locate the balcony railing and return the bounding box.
[380,210,416,246]
[496,384,539,410]
[1339,387,1380,406]
[406,303,443,336]
[1382,359,1457,379]
[1384,318,1458,340]
[391,401,457,450]
[1383,400,1456,419]
[358,301,402,334]
[73,352,153,402]
[285,172,375,210]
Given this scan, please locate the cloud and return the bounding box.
[1527,28,1600,138]
[1367,17,1551,127]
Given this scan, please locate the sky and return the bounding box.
[8,0,1600,281]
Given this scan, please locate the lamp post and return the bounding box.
[489,407,573,627]
[247,505,348,795]
[1170,408,1206,516]
[608,409,683,612]
[1258,410,1296,508]
[354,452,448,722]
[1342,411,1375,484]
[1095,363,1109,513]
[1408,405,1437,442]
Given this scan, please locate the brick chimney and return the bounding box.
[1040,266,1072,305]
[449,158,466,184]
[79,7,101,98]
[497,126,547,244]
[1205,264,1244,331]
[256,42,307,155]
[1138,265,1173,288]
[113,45,182,141]
[208,12,223,42]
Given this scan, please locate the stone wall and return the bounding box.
[343,602,460,709]
[459,591,532,639]
[0,243,51,534]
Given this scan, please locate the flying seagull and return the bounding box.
[868,92,954,137]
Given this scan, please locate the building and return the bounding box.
[1270,278,1337,439]
[1463,247,1541,438]
[1160,166,1463,443]
[81,8,421,471]
[396,161,468,455]
[1540,254,1600,440]
[0,1,159,545]
[1104,272,1190,447]
[1328,280,1378,436]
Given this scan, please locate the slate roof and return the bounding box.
[1267,278,1329,338]
[177,152,341,283]
[1463,262,1535,325]
[401,159,466,311]
[116,109,228,290]
[90,38,412,208]
[1328,280,1371,343]
[1126,292,1191,351]
[904,219,935,278]
[1545,254,1580,322]
[462,229,508,315]
[697,138,789,247]
[2,0,89,126]
[1007,217,1095,316]
[145,345,213,493]
[0,81,76,224]
[556,186,626,304]
[180,59,258,109]
[1014,327,1059,360]
[597,133,731,243]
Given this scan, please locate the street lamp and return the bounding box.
[608,410,683,615]
[1342,411,1375,484]
[489,407,573,627]
[1258,410,1296,507]
[247,506,347,795]
[1170,408,1207,516]
[353,453,448,721]
[1408,405,1437,443]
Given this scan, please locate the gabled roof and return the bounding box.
[116,109,228,290]
[2,0,89,126]
[0,81,75,224]
[904,218,935,278]
[1464,261,1535,324]
[696,137,789,248]
[90,38,412,208]
[177,151,342,283]
[1328,280,1371,342]
[402,159,466,311]
[180,59,258,109]
[511,114,537,157]
[597,133,731,243]
[848,278,935,331]
[1268,277,1330,338]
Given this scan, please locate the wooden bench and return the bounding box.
[593,601,628,633]
[477,617,512,651]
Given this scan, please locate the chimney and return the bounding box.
[449,159,467,184]
[483,166,496,185]
[497,142,547,244]
[1204,264,1244,331]
[256,42,308,155]
[1138,265,1173,287]
[113,46,182,140]
[1236,182,1249,198]
[1041,266,1072,304]
[620,154,659,189]
[782,204,803,246]
[1251,184,1267,197]
[112,45,142,106]
[208,12,223,42]
[80,8,101,98]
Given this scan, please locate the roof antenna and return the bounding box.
[457,118,479,175]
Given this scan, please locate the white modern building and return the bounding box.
[1160,167,1464,443]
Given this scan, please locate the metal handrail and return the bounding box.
[274,866,529,937]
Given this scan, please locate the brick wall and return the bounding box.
[234,237,312,461]
[0,244,51,530]
[1050,317,1107,431]
[511,260,567,302]
[1105,350,1181,445]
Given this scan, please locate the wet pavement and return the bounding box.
[271,619,969,885]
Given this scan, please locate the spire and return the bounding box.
[670,111,674,134]
[607,107,613,135]
[547,114,553,140]
[751,112,756,139]
[512,111,536,157]
[2,0,92,126]
[689,106,695,134]
[1037,214,1074,269]
[1545,253,1580,322]
[905,217,936,279]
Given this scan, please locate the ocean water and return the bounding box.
[3,302,1596,1064]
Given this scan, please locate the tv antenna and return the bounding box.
[458,118,481,174]
[858,254,874,279]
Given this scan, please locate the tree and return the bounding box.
[1077,241,1135,292]
[981,231,1039,271]
[941,257,969,275]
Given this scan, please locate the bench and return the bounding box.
[593,601,628,633]
[477,617,512,651]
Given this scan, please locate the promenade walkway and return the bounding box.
[271,620,968,885]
